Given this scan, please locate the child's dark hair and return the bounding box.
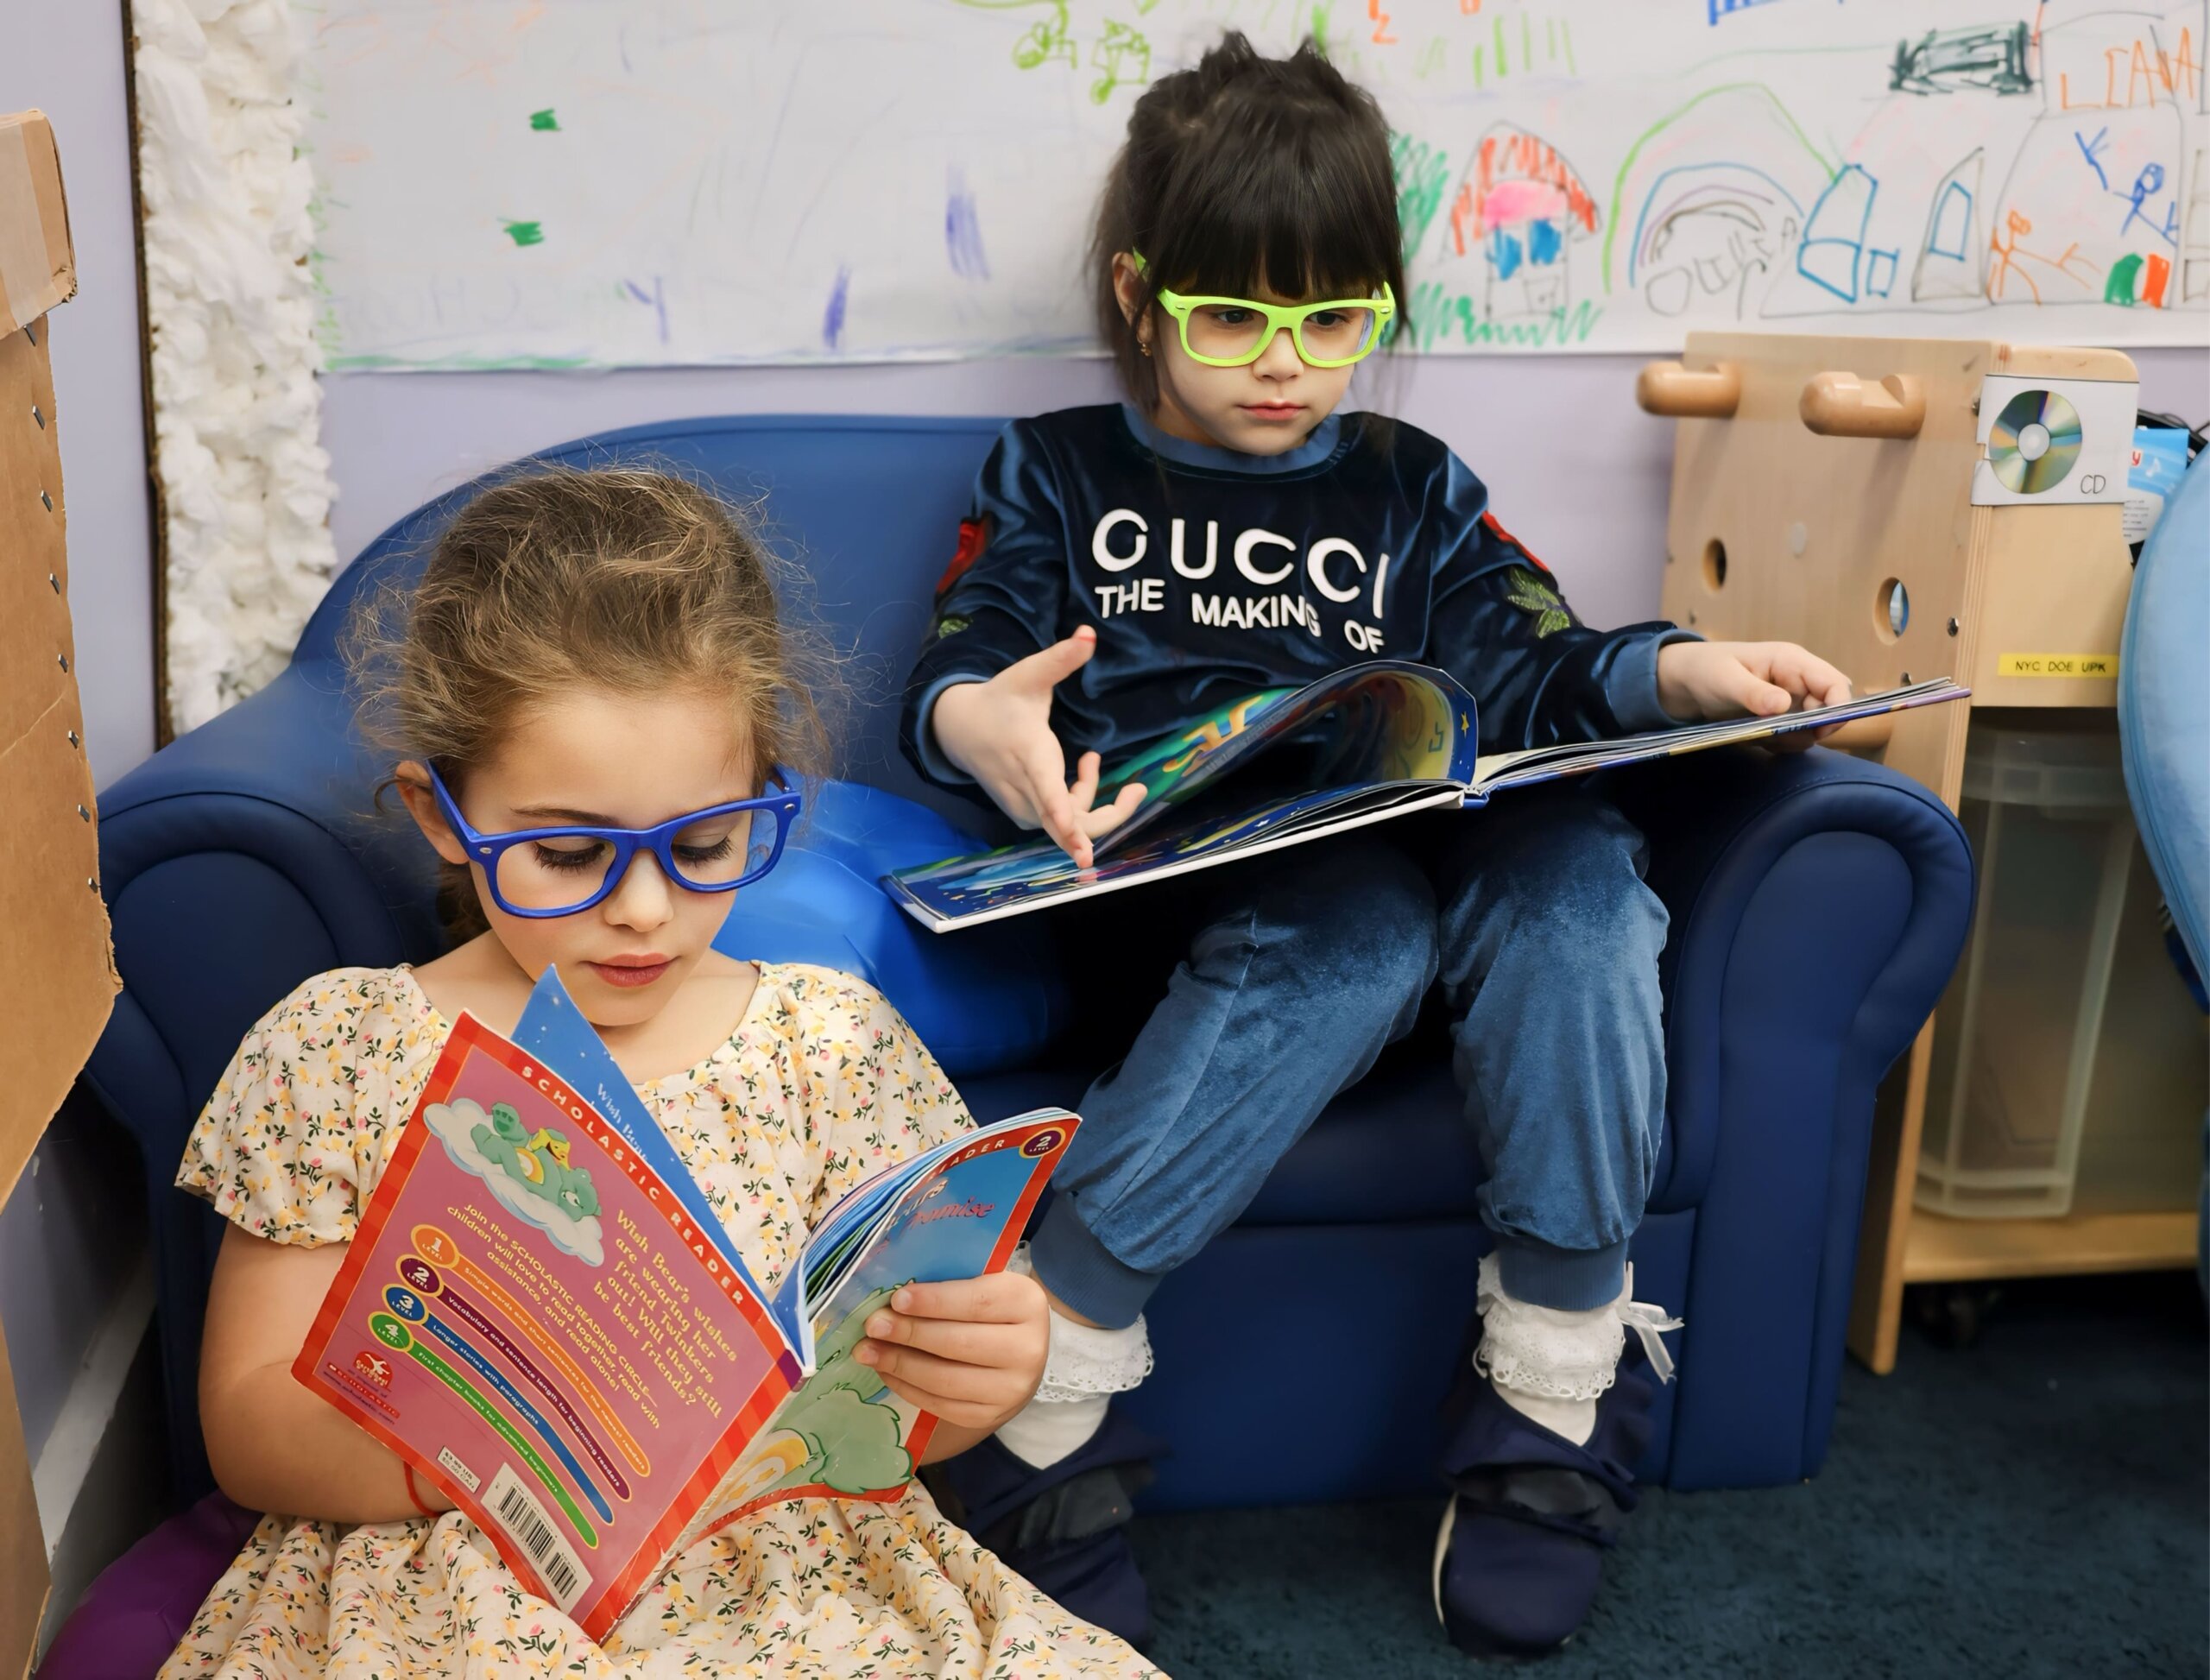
[1091,32,1405,409]
[347,465,834,941]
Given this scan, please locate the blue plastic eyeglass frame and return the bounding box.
[426,764,803,919]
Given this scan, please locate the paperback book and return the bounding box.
[295,966,1077,1638]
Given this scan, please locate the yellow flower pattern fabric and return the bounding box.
[165,963,1160,1680]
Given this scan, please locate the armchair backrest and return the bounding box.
[89,415,1007,1499]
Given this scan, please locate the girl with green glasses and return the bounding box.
[904,30,1853,1659]
[1131,249,1395,369]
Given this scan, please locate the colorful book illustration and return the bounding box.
[886,660,1969,931]
[295,967,1077,1639]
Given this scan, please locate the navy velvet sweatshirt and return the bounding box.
[900,403,1689,789]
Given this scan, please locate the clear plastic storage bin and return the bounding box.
[1916,725,2209,1220]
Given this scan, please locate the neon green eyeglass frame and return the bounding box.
[1132,250,1397,369]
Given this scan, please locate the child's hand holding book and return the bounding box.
[1655,640,1854,752]
[856,1271,1051,1458]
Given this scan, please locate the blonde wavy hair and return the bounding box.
[346,464,837,942]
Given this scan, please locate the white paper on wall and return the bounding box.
[301,0,2210,369]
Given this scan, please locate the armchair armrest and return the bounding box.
[86,657,436,1499]
[1613,745,1973,1211]
[1607,744,1973,1485]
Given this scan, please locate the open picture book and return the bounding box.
[887,660,1968,931]
[295,966,1078,1639]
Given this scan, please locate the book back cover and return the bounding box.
[295,1014,799,1638]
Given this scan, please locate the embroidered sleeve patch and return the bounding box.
[1503,567,1575,637]
[936,517,990,597]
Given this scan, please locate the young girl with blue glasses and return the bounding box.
[171,469,1157,1679]
[903,34,1853,1656]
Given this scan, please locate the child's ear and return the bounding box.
[394,761,470,867]
[1111,252,1145,327]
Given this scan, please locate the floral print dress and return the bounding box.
[164,963,1159,1680]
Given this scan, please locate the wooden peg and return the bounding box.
[1799,371,1925,439]
[1636,360,1741,419]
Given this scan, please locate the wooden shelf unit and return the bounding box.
[1641,331,2195,1375]
[1904,1209,2200,1285]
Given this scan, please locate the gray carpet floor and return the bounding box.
[1128,1273,2207,1678]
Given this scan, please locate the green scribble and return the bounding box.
[1310,3,1332,56]
[1391,131,1450,265]
[959,1,1147,98]
[502,219,545,247]
[1601,84,1835,295]
[1411,283,1604,351]
[1891,22,2032,97]
[1090,21,1152,103]
[2105,252,2147,305]
[1020,16,1076,68]
[529,108,559,131]
[952,0,1073,70]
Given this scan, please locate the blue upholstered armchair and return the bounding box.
[61,416,1971,1651]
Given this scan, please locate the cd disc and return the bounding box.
[1988,388,2083,494]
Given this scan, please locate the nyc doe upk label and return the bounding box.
[1998,653,2120,679]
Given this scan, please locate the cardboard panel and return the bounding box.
[0,316,115,1204]
[0,110,104,1653]
[0,1322,44,1668]
[0,114,73,341]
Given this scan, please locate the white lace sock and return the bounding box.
[994,1247,1155,1470]
[1473,1254,1681,1449]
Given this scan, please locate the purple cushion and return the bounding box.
[41,1495,260,1680]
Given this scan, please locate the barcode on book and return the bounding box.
[484,1464,590,1610]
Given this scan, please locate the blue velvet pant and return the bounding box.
[1029,788,1670,1329]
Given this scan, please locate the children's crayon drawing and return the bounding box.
[303,1,2206,367]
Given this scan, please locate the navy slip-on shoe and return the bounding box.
[1431,1348,1658,1659]
[921,1405,1163,1648]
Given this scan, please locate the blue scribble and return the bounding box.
[2074,127,2112,191]
[945,167,991,281]
[2118,163,2175,246]
[1626,163,1803,287]
[823,265,852,350]
[622,276,669,344]
[1527,218,1563,266]
[1490,228,1525,280]
[1796,164,1878,303]
[1928,180,1973,259]
[1708,0,1794,24]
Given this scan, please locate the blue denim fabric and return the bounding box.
[1030,789,1669,1327]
